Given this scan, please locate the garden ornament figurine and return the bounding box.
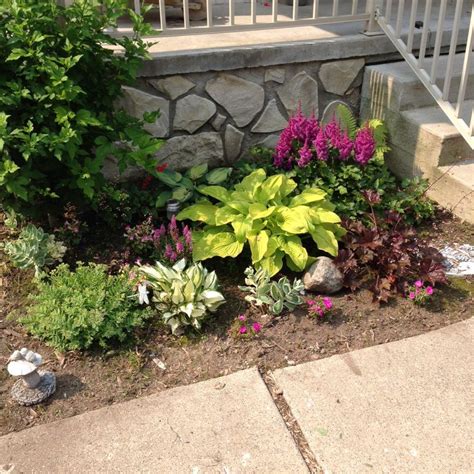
[7,347,56,406]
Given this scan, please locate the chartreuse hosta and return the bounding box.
[177,169,344,276]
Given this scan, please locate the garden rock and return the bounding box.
[277,71,319,117]
[251,99,288,133]
[173,94,216,133]
[205,74,264,127]
[148,76,195,100]
[264,68,286,84]
[118,86,170,137]
[212,113,226,130]
[155,132,224,170]
[303,257,343,294]
[440,244,474,276]
[256,134,280,150]
[319,59,365,96]
[225,124,244,162]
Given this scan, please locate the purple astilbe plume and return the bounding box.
[354,126,376,165]
[324,120,353,160]
[313,127,329,161]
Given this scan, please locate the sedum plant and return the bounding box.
[138,259,225,334]
[3,224,66,277]
[21,263,151,351]
[177,168,344,276]
[239,266,304,315]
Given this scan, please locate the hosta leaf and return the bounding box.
[206,167,232,184]
[290,188,327,206]
[258,175,284,201]
[198,185,230,203]
[278,235,307,271]
[277,206,312,234]
[215,206,240,225]
[310,227,339,256]
[186,163,208,181]
[248,230,269,264]
[257,250,284,277]
[177,202,217,225]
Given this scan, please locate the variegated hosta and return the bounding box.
[138,259,225,334]
[177,169,344,276]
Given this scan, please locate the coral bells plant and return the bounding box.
[231,314,263,339]
[407,280,435,305]
[307,296,333,320]
[125,216,192,265]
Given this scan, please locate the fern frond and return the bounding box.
[336,104,358,139]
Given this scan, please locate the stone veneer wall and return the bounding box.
[118,58,366,170]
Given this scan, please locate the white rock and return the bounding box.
[205,74,264,127]
[117,86,170,138]
[265,68,286,84]
[148,76,195,100]
[277,71,319,117]
[212,113,226,131]
[251,99,288,133]
[303,256,343,294]
[156,132,224,170]
[174,94,216,133]
[319,58,365,96]
[225,124,244,162]
[7,360,37,377]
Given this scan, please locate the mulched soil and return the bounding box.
[1,213,473,436]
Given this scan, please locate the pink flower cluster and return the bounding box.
[407,280,434,305]
[273,110,376,169]
[307,296,333,319]
[125,215,192,265]
[235,314,262,337]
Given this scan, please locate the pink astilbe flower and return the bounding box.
[313,127,329,161]
[324,120,354,160]
[354,126,376,165]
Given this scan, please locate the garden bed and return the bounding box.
[1,213,473,436]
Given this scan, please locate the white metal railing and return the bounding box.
[130,0,372,36]
[376,0,474,149]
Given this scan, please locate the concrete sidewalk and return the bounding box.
[1,319,473,473]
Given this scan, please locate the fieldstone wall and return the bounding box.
[120,58,365,170]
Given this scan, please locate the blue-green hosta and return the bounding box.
[177,169,344,276]
[138,259,225,334]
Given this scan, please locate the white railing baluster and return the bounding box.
[395,0,405,38]
[406,0,418,53]
[430,0,447,83]
[293,0,299,21]
[251,0,256,24]
[418,0,432,66]
[443,0,463,101]
[351,0,358,16]
[312,0,319,19]
[471,108,474,136]
[385,0,392,23]
[455,11,474,117]
[159,0,167,31]
[207,0,213,27]
[183,0,190,29]
[332,0,339,16]
[272,0,278,22]
[134,0,140,14]
[229,0,235,26]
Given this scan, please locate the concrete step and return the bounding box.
[428,159,474,223]
[362,53,474,113]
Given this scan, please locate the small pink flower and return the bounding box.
[322,297,333,310]
[238,314,246,321]
[408,292,416,300]
[426,286,434,295]
[239,326,247,334]
[307,299,315,306]
[415,280,423,288]
[252,322,262,333]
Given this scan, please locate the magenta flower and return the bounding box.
[252,322,262,333]
[426,286,434,295]
[238,314,246,321]
[176,241,184,254]
[239,326,247,334]
[322,297,333,310]
[408,292,416,300]
[354,126,376,165]
[415,280,423,288]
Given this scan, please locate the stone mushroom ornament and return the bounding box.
[7,348,56,406]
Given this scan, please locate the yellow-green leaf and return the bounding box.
[248,230,269,263]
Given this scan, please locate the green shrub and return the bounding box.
[0,0,161,215]
[21,263,151,351]
[177,169,344,276]
[2,224,66,277]
[239,266,304,315]
[138,259,225,334]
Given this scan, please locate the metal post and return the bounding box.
[364,0,382,35]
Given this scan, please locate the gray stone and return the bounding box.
[265,68,286,84]
[319,58,365,95]
[211,113,226,130]
[205,74,264,127]
[273,318,474,473]
[251,99,288,133]
[156,132,224,170]
[0,368,308,473]
[225,124,244,162]
[10,370,56,406]
[256,134,280,150]
[102,156,146,182]
[277,71,319,117]
[303,256,343,294]
[173,94,216,133]
[148,75,195,100]
[118,86,170,137]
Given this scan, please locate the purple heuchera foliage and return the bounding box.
[273,111,375,169]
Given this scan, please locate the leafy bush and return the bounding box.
[0,0,161,214]
[125,215,192,265]
[138,259,225,334]
[3,224,66,277]
[177,169,344,276]
[21,263,151,351]
[239,266,304,315]
[335,204,446,302]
